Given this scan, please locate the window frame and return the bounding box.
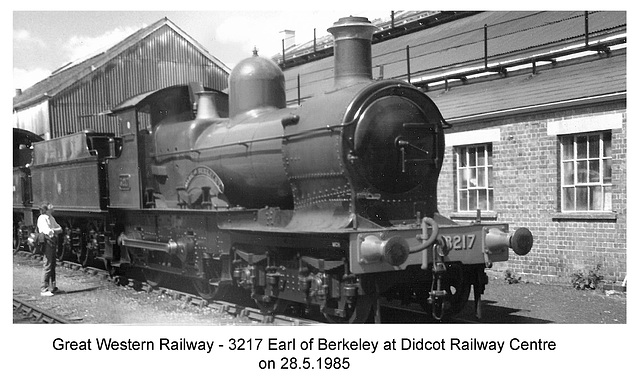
[559,131,613,213]
[455,143,494,213]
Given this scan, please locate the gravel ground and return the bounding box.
[12,253,251,325]
[13,253,626,324]
[456,271,626,324]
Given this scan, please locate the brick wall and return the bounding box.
[437,102,626,284]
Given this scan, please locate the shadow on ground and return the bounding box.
[454,299,553,324]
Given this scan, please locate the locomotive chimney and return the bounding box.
[327,16,377,87]
[195,91,220,119]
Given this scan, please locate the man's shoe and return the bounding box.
[51,287,59,294]
[40,291,54,297]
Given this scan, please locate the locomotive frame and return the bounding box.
[13,16,533,323]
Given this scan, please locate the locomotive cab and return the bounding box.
[107,83,229,209]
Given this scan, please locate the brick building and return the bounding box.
[437,101,626,283]
[276,11,626,283]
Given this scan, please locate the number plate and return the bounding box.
[441,234,477,251]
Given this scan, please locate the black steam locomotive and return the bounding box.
[13,16,532,322]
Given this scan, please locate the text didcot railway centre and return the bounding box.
[52,337,556,353]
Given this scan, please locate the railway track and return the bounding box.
[13,296,70,324]
[13,251,317,325]
[15,251,475,324]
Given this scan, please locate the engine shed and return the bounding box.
[13,17,230,140]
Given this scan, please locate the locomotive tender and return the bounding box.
[13,16,532,322]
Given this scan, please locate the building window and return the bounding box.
[560,131,612,212]
[456,144,493,212]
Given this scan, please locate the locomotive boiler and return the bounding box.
[14,16,533,322]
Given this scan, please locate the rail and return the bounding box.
[14,251,317,325]
[13,297,70,324]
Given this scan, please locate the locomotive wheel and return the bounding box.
[13,230,21,254]
[27,234,40,255]
[29,243,39,254]
[322,276,380,323]
[103,259,118,278]
[57,242,71,262]
[442,264,472,316]
[322,294,379,323]
[418,263,471,318]
[192,256,224,301]
[143,269,165,289]
[275,301,307,317]
[192,279,218,301]
[254,296,288,315]
[84,252,96,268]
[76,246,88,267]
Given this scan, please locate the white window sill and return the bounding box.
[552,212,617,221]
[451,211,499,221]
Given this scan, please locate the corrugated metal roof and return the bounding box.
[278,11,445,60]
[13,18,230,111]
[429,51,626,122]
[281,11,626,102]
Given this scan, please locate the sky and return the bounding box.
[11,6,394,95]
[12,1,631,95]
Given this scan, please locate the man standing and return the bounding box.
[37,203,62,296]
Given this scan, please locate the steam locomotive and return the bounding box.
[13,16,533,322]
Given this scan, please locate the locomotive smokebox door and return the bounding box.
[352,95,437,194]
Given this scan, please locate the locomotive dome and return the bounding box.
[228,49,286,118]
